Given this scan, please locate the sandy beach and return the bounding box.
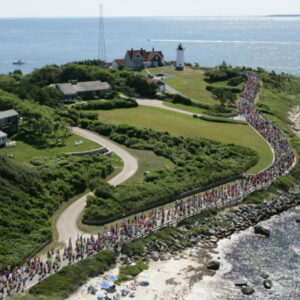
[68,244,216,300]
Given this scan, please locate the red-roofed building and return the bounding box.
[112,59,125,69]
[112,48,165,70]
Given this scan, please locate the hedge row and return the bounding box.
[73,98,138,111]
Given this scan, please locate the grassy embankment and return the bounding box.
[0,131,99,164]
[164,68,219,105]
[95,106,273,174]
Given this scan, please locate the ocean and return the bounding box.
[188,207,300,300]
[1,16,300,75]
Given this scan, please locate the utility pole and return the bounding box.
[98,4,106,65]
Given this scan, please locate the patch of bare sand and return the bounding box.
[68,244,217,300]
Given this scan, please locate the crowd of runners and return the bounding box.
[0,73,296,299]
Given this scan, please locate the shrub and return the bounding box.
[122,240,146,257]
[117,260,148,283]
[30,251,116,299]
[73,98,138,111]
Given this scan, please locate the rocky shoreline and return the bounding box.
[133,186,300,262]
[289,105,300,136]
[69,185,300,299]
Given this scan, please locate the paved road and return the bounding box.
[136,99,198,116]
[56,127,138,244]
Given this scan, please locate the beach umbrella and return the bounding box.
[106,275,118,282]
[140,281,150,287]
[99,282,112,289]
[96,291,107,299]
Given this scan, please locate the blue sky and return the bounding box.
[1,0,300,17]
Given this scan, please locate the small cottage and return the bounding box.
[0,109,19,135]
[0,131,7,146]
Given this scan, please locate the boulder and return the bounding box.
[150,251,159,262]
[263,279,273,289]
[235,281,248,287]
[295,215,300,223]
[207,260,220,271]
[160,253,171,261]
[241,287,255,296]
[260,273,269,279]
[254,225,271,237]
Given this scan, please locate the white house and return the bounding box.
[112,48,165,70]
[0,131,7,146]
[176,43,185,71]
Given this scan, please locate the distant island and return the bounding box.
[267,14,300,17]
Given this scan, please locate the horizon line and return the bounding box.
[0,14,299,19]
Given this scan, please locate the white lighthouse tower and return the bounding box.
[176,43,185,71]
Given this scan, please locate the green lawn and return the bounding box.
[259,87,297,133]
[163,101,207,114]
[164,68,218,105]
[126,148,174,182]
[0,132,100,164]
[96,106,273,174]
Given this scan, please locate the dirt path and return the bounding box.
[56,127,138,244]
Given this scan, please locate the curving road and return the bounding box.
[56,127,138,244]
[57,98,274,244]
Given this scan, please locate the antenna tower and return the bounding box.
[98,4,106,65]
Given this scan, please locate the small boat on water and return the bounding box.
[13,60,25,65]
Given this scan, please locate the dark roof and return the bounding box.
[0,109,19,120]
[126,49,164,61]
[56,81,111,96]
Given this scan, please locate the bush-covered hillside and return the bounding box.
[0,61,157,108]
[0,154,113,268]
[81,120,259,221]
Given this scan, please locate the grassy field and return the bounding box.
[96,106,273,174]
[163,101,207,114]
[259,87,298,133]
[0,131,100,164]
[164,68,218,105]
[125,148,174,182]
